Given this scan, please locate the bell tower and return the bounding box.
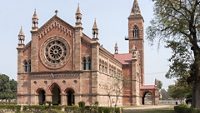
[126,0,144,84]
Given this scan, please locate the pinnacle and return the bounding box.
[131,0,141,16]
[33,9,38,19]
[92,19,98,30]
[76,4,81,14]
[18,26,24,36]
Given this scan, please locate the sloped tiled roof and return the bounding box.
[114,53,132,64]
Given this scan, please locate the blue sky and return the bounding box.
[0,0,175,89]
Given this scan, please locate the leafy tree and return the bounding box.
[168,82,191,101]
[0,74,17,100]
[155,79,163,90]
[147,0,200,108]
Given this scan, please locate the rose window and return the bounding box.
[40,37,70,69]
[45,40,67,64]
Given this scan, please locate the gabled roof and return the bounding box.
[37,15,75,33]
[114,53,132,65]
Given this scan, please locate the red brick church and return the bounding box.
[17,0,159,106]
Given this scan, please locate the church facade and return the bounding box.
[17,0,159,106]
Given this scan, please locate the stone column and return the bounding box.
[61,94,67,105]
[91,42,99,104]
[131,51,140,106]
[35,94,38,105]
[46,94,52,104]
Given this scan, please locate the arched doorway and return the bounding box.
[50,83,61,105]
[66,88,75,106]
[142,91,153,105]
[37,89,46,105]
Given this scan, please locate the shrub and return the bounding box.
[174,104,192,113]
[191,108,200,113]
[94,101,99,106]
[98,107,120,113]
[78,101,85,108]
[65,105,79,111]
[23,105,49,111]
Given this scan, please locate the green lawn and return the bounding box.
[124,109,175,113]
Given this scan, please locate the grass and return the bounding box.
[124,108,175,113]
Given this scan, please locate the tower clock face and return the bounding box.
[40,36,70,69]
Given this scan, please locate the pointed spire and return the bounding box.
[32,9,39,31]
[76,3,81,15]
[18,26,25,45]
[92,19,99,40]
[92,18,98,30]
[130,0,141,16]
[18,26,25,37]
[33,9,38,19]
[75,4,82,28]
[114,43,118,54]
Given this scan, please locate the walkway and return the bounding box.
[124,105,174,110]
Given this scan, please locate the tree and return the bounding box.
[155,79,163,90]
[147,0,200,108]
[168,82,191,102]
[0,74,17,100]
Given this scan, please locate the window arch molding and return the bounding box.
[133,25,139,38]
[82,56,91,70]
[23,60,28,72]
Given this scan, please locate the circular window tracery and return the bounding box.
[40,37,70,69]
[45,40,67,63]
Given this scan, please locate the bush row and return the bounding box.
[0,104,121,113]
[174,104,200,113]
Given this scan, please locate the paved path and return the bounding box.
[123,105,174,113]
[124,105,174,110]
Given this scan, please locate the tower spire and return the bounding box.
[130,0,141,16]
[75,4,82,28]
[32,9,39,31]
[92,18,98,40]
[18,26,25,46]
[114,43,118,54]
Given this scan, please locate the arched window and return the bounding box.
[65,88,75,106]
[36,88,46,105]
[99,60,102,72]
[24,60,28,72]
[27,60,31,73]
[133,25,139,38]
[82,57,86,70]
[50,83,61,105]
[87,57,91,70]
[82,57,91,70]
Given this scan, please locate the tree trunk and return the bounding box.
[192,77,200,109]
[192,51,200,108]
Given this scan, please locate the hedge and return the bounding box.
[0,104,122,113]
[174,104,200,113]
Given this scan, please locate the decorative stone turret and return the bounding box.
[75,4,82,29]
[18,27,25,48]
[32,9,39,31]
[74,4,83,70]
[114,43,118,54]
[92,19,98,40]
